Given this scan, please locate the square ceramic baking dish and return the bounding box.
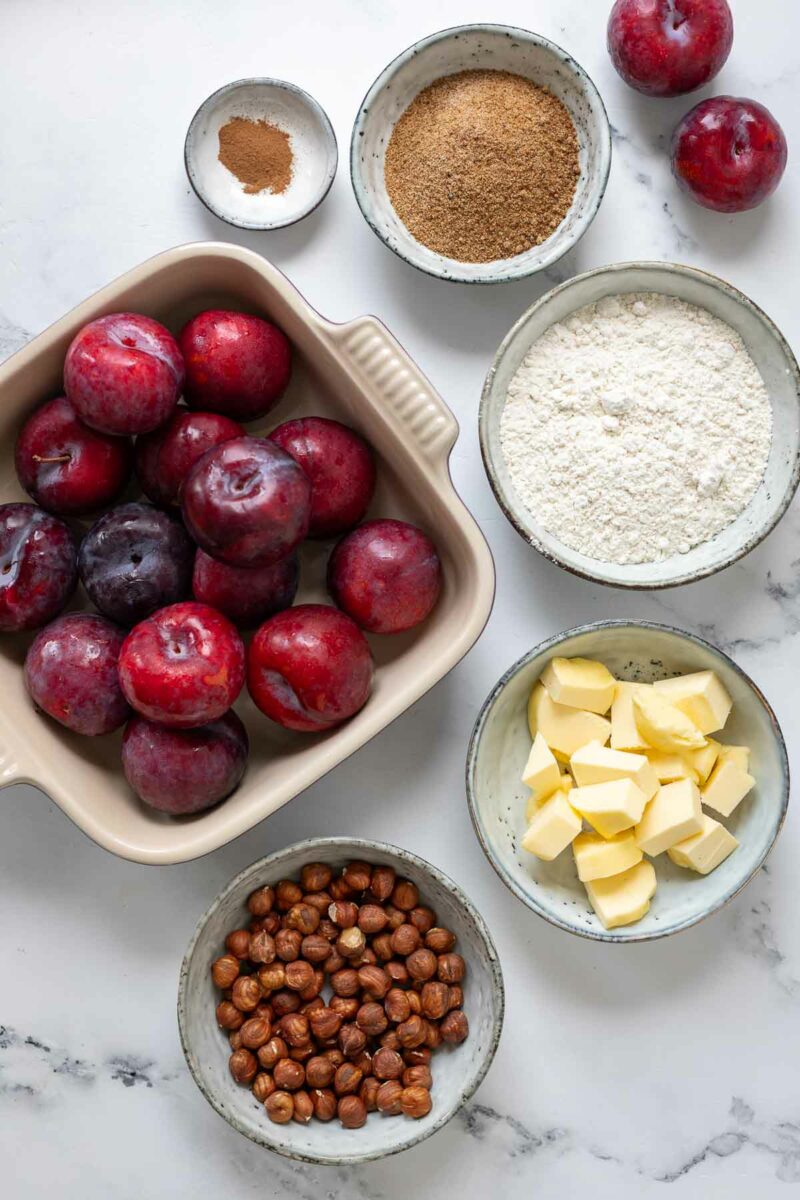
[0,243,494,864]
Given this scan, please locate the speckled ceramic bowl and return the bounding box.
[466,621,789,943]
[480,261,800,586]
[350,24,611,283]
[178,838,504,1163]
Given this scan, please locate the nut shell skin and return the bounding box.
[121,710,248,814]
[180,310,292,422]
[0,503,77,632]
[24,613,130,735]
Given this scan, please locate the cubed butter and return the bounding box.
[573,830,643,882]
[610,682,652,751]
[633,688,706,753]
[521,790,582,861]
[525,773,573,822]
[521,731,561,799]
[685,738,721,785]
[668,813,739,875]
[634,779,703,857]
[646,751,699,784]
[585,860,657,929]
[701,758,755,818]
[570,778,648,838]
[527,683,611,761]
[570,740,658,801]
[540,657,615,715]
[718,744,750,772]
[653,670,732,735]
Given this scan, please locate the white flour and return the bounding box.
[499,292,772,564]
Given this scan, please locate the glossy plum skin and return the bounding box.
[608,0,733,97]
[24,613,130,735]
[122,710,248,814]
[328,519,442,634]
[15,396,132,515]
[64,312,184,436]
[269,417,377,538]
[180,310,292,422]
[118,601,245,728]
[192,548,299,628]
[671,96,788,212]
[78,502,193,626]
[135,409,243,507]
[0,504,77,632]
[247,604,374,732]
[182,436,311,567]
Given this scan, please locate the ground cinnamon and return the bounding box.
[384,70,580,263]
[218,116,293,195]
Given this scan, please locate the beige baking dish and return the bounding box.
[0,243,494,864]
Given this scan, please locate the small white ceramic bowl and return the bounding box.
[466,621,789,944]
[480,261,800,587]
[185,79,337,230]
[178,838,504,1164]
[350,24,611,283]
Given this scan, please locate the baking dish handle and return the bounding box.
[0,731,22,789]
[324,316,459,472]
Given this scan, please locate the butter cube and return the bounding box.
[571,778,648,838]
[718,744,750,772]
[527,683,611,761]
[635,779,703,857]
[521,790,582,861]
[525,773,573,822]
[585,860,657,929]
[654,670,732,735]
[570,740,658,801]
[685,738,721,784]
[633,688,706,753]
[701,758,755,818]
[646,751,699,784]
[610,682,652,751]
[540,657,615,715]
[521,732,561,800]
[668,813,739,875]
[573,830,643,882]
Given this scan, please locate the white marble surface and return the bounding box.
[1,1,799,1195]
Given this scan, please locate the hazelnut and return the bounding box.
[376,1079,403,1115]
[334,1062,363,1096]
[240,1017,271,1050]
[247,885,275,917]
[406,990,422,1016]
[425,927,456,954]
[301,934,332,964]
[357,964,390,1000]
[229,1048,258,1084]
[403,1064,432,1090]
[273,1058,305,1091]
[216,1000,244,1031]
[390,924,421,957]
[299,968,324,1002]
[328,900,358,929]
[301,862,333,892]
[358,946,377,967]
[330,968,360,998]
[400,1085,432,1119]
[225,929,251,958]
[322,1048,345,1067]
[409,905,436,934]
[330,996,359,1021]
[343,861,372,892]
[386,960,409,987]
[384,905,406,931]
[437,952,465,984]
[285,902,320,936]
[356,1002,388,1037]
[352,1048,373,1076]
[440,1009,469,1044]
[261,912,282,936]
[271,989,300,1018]
[311,1087,337,1121]
[338,1023,367,1058]
[300,995,325,1015]
[448,985,464,1011]
[397,1014,426,1049]
[324,950,346,975]
[384,988,411,1024]
[231,976,261,1012]
[403,1047,431,1068]
[338,1095,367,1129]
[371,932,394,961]
[275,928,302,962]
[284,960,315,993]
[275,879,303,910]
[420,981,450,1021]
[391,879,419,911]
[305,1055,335,1089]
[406,948,437,982]
[248,930,277,965]
[318,918,339,942]
[302,890,333,914]
[424,1020,442,1049]
[265,1090,294,1124]
[292,1089,314,1124]
[369,865,396,902]
[281,1013,310,1048]
[357,903,388,934]
[373,1047,404,1081]
[252,1072,275,1102]
[257,1037,288,1070]
[308,1007,341,1043]
[360,1076,381,1111]
[229,1031,243,1050]
[329,876,355,901]
[255,1002,274,1022]
[257,962,285,992]
[290,1043,315,1063]
[211,954,240,989]
[379,1030,402,1053]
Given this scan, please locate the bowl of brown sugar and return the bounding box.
[350,25,611,284]
[186,78,338,230]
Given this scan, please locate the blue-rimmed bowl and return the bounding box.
[466,621,789,943]
[350,24,611,283]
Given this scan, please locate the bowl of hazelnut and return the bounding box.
[177,837,504,1164]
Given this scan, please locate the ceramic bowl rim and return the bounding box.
[184,77,338,231]
[465,619,790,944]
[349,23,612,285]
[177,836,505,1164]
[479,260,800,586]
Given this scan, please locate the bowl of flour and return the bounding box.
[480,262,800,588]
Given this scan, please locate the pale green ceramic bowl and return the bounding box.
[466,621,789,943]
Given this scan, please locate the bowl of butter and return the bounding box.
[466,620,789,942]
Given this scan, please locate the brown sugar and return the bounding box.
[384,70,580,263]
[218,116,293,195]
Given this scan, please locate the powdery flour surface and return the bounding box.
[500,292,773,565]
